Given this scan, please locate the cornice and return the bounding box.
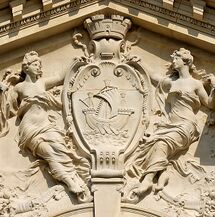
[0,0,215,37]
[114,0,215,37]
[0,0,100,36]
[0,0,214,54]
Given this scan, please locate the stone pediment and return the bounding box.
[0,0,215,56]
[0,2,215,217]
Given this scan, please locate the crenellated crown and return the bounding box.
[84,14,131,40]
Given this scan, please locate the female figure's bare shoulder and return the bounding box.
[160,76,172,92]
[14,80,24,89]
[14,81,25,96]
[163,76,172,86]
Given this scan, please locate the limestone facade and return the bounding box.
[0,1,215,217]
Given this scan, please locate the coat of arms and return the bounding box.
[62,14,152,216]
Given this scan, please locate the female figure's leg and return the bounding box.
[133,141,169,195]
[35,141,84,193]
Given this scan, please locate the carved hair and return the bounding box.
[22,51,41,73]
[169,48,199,79]
[171,48,193,67]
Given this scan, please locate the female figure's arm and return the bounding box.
[141,62,161,86]
[141,62,171,89]
[196,81,209,107]
[208,88,215,109]
[207,75,215,110]
[42,70,66,90]
[0,82,9,92]
[40,60,74,90]
[196,79,215,109]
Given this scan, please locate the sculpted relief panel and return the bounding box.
[0,14,215,217]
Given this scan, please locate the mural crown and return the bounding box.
[84,14,131,40]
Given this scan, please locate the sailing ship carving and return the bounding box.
[81,81,134,136]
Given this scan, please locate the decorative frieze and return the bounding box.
[114,0,215,35]
[0,0,214,38]
[0,0,99,36]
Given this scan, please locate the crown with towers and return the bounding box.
[84,14,132,40]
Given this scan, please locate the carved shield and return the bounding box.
[63,60,151,166]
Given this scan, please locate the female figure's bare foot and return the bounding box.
[132,173,155,196]
[64,173,93,202]
[68,181,84,193]
[77,185,93,203]
[132,180,153,196]
[154,170,169,192]
[64,177,84,193]
[121,179,141,203]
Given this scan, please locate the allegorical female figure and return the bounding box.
[0,51,91,201]
[126,48,215,197]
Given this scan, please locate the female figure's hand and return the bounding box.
[203,73,215,89]
[0,82,8,92]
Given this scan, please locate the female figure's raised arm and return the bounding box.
[141,61,171,88]
[43,69,66,90]
[0,82,8,92]
[141,62,161,86]
[42,59,85,90]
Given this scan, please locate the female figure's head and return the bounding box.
[171,48,194,72]
[22,51,42,80]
